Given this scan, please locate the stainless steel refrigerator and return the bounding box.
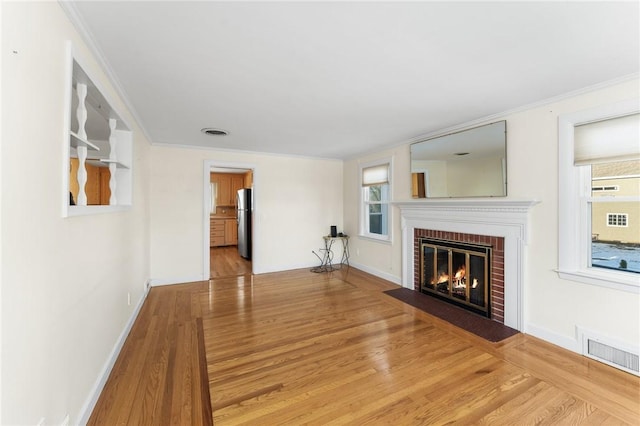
[236,188,252,260]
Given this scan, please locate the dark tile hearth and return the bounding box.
[384,288,519,342]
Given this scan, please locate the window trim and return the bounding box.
[359,157,393,243]
[557,99,639,293]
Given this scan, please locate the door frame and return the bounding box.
[203,159,257,279]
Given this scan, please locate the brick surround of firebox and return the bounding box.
[414,229,505,323]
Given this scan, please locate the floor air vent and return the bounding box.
[578,327,639,376]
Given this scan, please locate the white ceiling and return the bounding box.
[64,1,639,160]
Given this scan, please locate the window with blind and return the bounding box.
[360,158,392,241]
[558,101,640,292]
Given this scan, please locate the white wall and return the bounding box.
[150,146,343,280]
[1,3,151,425]
[344,78,640,352]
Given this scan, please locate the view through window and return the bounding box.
[590,159,640,273]
[365,184,389,235]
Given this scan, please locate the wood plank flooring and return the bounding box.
[88,281,213,425]
[210,246,252,278]
[89,264,640,425]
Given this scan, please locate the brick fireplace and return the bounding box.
[414,229,505,322]
[396,199,538,331]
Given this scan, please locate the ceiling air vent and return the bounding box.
[201,128,228,136]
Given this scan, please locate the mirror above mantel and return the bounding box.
[410,120,507,198]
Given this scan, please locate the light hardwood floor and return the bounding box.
[89,263,639,424]
[210,246,252,279]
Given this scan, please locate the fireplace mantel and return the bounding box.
[394,198,539,331]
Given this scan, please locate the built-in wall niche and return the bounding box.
[63,42,132,216]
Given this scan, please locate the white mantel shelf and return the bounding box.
[395,197,540,331]
[393,198,539,211]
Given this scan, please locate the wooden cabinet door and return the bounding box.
[211,173,244,206]
[244,170,253,188]
[218,175,232,206]
[231,175,244,202]
[70,158,110,205]
[100,167,111,204]
[225,219,238,245]
[85,164,102,205]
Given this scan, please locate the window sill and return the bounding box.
[358,233,392,245]
[556,268,640,294]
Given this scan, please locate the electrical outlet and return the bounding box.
[145,280,150,290]
[356,248,360,256]
[127,292,131,306]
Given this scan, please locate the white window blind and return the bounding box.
[362,164,389,186]
[574,113,640,165]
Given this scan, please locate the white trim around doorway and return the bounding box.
[203,159,257,279]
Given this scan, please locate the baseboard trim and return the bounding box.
[77,285,150,425]
[347,261,402,285]
[150,275,208,286]
[524,322,580,353]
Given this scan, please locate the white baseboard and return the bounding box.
[150,275,208,287]
[77,285,150,425]
[524,322,580,353]
[348,260,402,285]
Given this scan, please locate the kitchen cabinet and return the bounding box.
[225,219,238,245]
[231,175,244,200]
[210,217,238,247]
[211,173,245,206]
[244,170,253,188]
[70,158,111,205]
[216,174,231,206]
[210,218,225,247]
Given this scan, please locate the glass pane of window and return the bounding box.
[590,159,640,274]
[591,160,639,196]
[361,174,389,238]
[369,213,382,234]
[367,204,388,235]
[368,185,382,202]
[379,203,388,235]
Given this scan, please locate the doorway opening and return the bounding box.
[204,161,255,279]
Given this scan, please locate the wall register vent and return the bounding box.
[578,327,639,376]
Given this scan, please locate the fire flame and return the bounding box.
[431,265,466,285]
[454,265,465,281]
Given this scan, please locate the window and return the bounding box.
[360,159,392,241]
[607,213,628,227]
[558,100,640,292]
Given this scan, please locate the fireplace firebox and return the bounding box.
[419,238,491,317]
